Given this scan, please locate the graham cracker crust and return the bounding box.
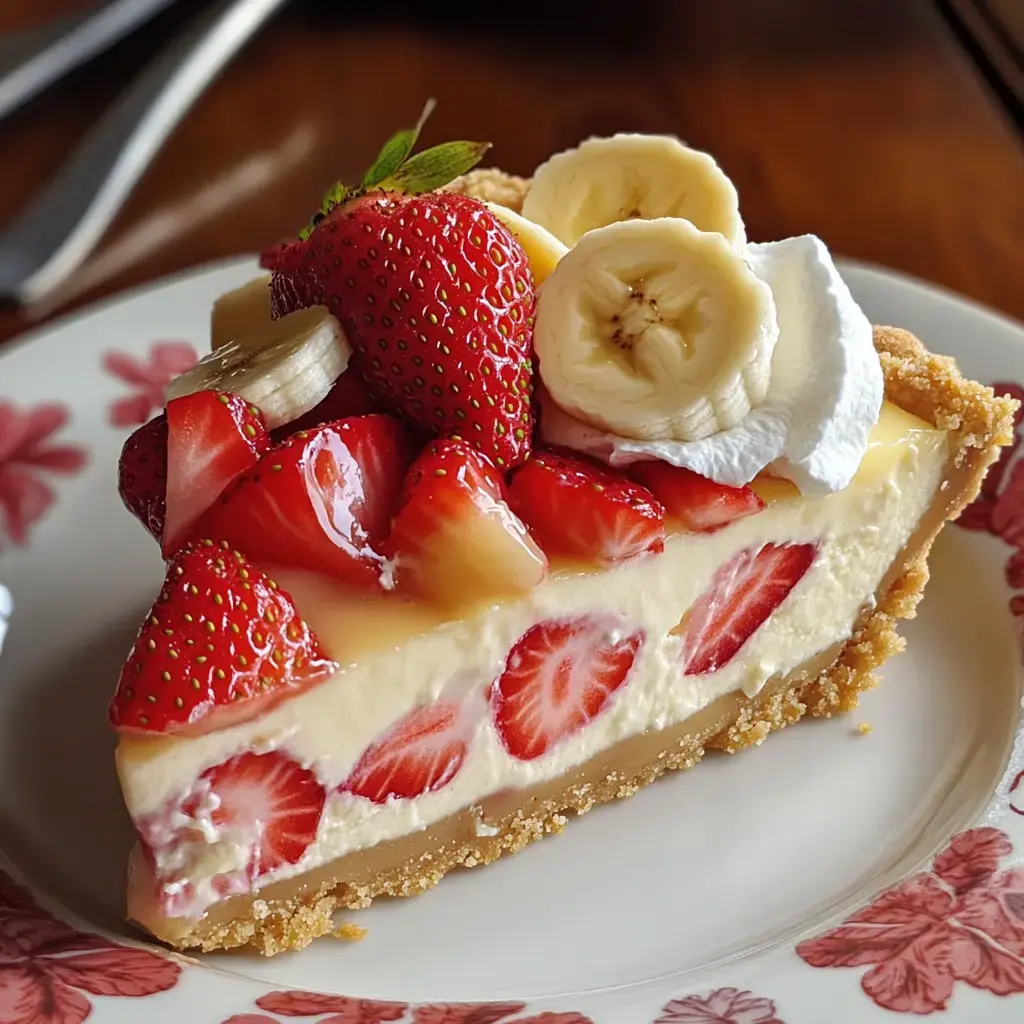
[130,172,1018,957]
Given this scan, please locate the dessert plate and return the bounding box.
[0,257,1022,1024]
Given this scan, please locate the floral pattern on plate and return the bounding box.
[796,827,1024,1014]
[0,401,87,549]
[102,340,197,427]
[1012,771,1024,818]
[0,869,180,1024]
[957,381,1024,620]
[653,987,784,1023]
[221,994,593,1024]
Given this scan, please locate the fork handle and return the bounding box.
[0,0,180,124]
[0,0,290,305]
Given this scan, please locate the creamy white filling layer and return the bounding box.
[119,413,948,917]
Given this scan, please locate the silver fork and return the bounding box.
[0,0,180,124]
[0,0,291,306]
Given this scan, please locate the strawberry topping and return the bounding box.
[491,616,644,761]
[678,542,817,676]
[109,541,337,736]
[271,191,536,469]
[384,438,548,605]
[163,391,270,557]
[631,463,766,533]
[190,751,325,880]
[342,698,471,803]
[507,449,665,564]
[118,413,168,542]
[199,414,411,588]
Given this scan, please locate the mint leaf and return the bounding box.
[319,181,348,213]
[299,182,349,240]
[362,98,437,189]
[378,140,491,194]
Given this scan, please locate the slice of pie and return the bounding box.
[108,122,1017,956]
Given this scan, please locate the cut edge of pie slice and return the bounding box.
[118,324,1017,956]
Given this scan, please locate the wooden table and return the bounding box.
[0,0,1022,348]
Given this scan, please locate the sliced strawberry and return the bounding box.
[194,751,325,879]
[492,616,644,761]
[631,463,766,533]
[163,391,270,557]
[118,414,168,542]
[384,438,548,605]
[336,414,412,544]
[109,540,337,736]
[507,449,665,564]
[269,371,381,443]
[199,414,411,587]
[679,542,817,676]
[342,699,470,803]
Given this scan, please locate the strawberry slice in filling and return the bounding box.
[342,698,475,804]
[492,616,645,762]
[678,542,818,675]
[140,751,325,916]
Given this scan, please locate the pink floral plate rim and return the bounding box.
[0,257,1022,1023]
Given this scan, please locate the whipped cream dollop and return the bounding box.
[539,234,883,494]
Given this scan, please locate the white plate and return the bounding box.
[0,257,1023,1024]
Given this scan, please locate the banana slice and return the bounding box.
[167,307,351,430]
[211,276,273,352]
[485,203,567,285]
[522,134,744,249]
[533,218,777,443]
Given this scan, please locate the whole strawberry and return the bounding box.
[109,540,337,736]
[269,105,536,468]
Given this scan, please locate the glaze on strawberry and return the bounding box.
[385,437,548,605]
[109,541,337,735]
[199,414,411,588]
[632,463,766,533]
[508,448,666,564]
